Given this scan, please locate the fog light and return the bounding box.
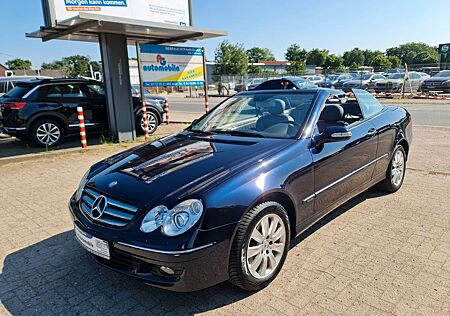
[159,266,175,276]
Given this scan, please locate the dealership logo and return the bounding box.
[441,45,449,53]
[143,54,180,72]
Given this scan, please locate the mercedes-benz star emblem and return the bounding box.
[91,195,108,219]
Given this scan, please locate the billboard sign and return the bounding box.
[138,44,205,87]
[43,0,191,27]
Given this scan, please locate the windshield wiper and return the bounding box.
[211,129,266,138]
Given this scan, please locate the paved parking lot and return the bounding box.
[0,126,449,315]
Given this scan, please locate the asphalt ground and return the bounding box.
[0,125,449,315]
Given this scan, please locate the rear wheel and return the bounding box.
[136,111,158,135]
[30,119,64,147]
[376,145,406,192]
[229,201,290,291]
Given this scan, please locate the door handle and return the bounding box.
[367,129,377,137]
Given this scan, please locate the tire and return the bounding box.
[136,111,158,135]
[229,201,290,291]
[30,118,64,147]
[376,145,406,193]
[363,84,369,91]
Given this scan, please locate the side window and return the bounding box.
[87,84,105,97]
[353,89,384,119]
[47,84,87,98]
[0,82,5,94]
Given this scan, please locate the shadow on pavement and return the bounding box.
[0,135,104,159]
[0,231,250,315]
[0,188,386,315]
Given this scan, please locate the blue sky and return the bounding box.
[0,0,448,68]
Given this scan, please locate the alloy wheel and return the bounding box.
[36,122,61,146]
[246,213,286,279]
[391,150,405,186]
[140,113,157,133]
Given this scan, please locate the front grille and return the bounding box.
[79,188,139,227]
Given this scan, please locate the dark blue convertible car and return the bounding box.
[69,89,412,292]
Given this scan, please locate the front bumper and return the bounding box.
[69,198,234,292]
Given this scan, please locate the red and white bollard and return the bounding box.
[142,101,149,142]
[164,98,170,124]
[204,96,209,113]
[77,106,87,149]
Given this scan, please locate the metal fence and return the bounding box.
[211,63,448,96]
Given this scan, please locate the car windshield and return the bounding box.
[387,73,405,79]
[190,92,317,139]
[434,70,450,78]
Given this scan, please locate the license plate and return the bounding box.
[74,225,110,260]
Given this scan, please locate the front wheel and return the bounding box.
[376,145,406,192]
[229,201,290,291]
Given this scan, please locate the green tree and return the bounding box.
[41,55,101,78]
[388,56,402,68]
[362,50,385,66]
[214,41,248,75]
[286,61,307,75]
[306,49,329,67]
[371,54,392,70]
[5,58,32,70]
[285,44,307,63]
[386,42,438,66]
[246,47,275,63]
[323,54,345,72]
[343,48,365,68]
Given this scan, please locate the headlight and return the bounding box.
[443,80,450,86]
[141,199,203,236]
[75,170,89,201]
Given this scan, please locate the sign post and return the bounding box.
[202,47,209,113]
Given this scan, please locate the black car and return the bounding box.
[252,77,317,90]
[69,88,412,292]
[0,79,164,146]
[419,70,450,93]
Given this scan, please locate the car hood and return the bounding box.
[424,77,450,83]
[343,79,368,85]
[86,131,290,209]
[377,79,403,84]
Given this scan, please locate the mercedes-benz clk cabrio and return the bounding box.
[69,88,412,292]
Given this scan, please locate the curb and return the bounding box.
[0,145,116,167]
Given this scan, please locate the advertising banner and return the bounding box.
[138,44,205,87]
[45,0,190,26]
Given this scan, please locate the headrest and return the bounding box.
[319,104,344,122]
[268,99,286,115]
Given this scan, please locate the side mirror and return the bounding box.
[314,126,352,147]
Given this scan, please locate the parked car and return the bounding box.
[0,76,52,97]
[130,84,166,104]
[69,88,412,292]
[419,70,450,93]
[0,79,164,147]
[342,73,386,92]
[374,72,423,93]
[252,77,317,90]
[235,78,266,92]
[301,75,324,85]
[322,74,354,89]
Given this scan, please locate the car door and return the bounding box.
[85,83,108,131]
[408,73,421,91]
[310,97,378,215]
[43,83,92,131]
